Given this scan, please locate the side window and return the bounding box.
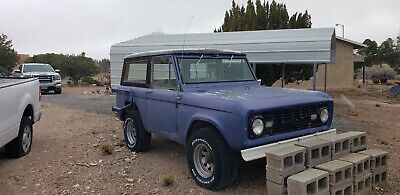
[152,56,178,90]
[121,58,149,86]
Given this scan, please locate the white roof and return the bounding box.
[110,28,339,85]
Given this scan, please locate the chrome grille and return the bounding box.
[33,75,53,83]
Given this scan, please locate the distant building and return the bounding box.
[110,28,366,90]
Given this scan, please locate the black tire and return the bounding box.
[5,116,33,158]
[123,109,151,152]
[54,89,62,94]
[187,127,238,191]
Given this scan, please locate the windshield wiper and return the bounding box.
[194,54,204,66]
[227,55,234,68]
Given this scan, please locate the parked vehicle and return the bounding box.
[14,63,62,94]
[0,77,42,157]
[112,49,334,190]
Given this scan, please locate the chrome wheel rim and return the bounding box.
[125,118,137,146]
[22,125,32,152]
[193,143,214,178]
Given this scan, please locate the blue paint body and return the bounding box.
[113,51,333,152]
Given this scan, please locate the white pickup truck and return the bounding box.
[0,77,42,158]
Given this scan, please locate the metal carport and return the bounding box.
[110,27,336,90]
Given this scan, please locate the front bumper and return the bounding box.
[33,108,42,123]
[40,81,62,90]
[240,129,337,161]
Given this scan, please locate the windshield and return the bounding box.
[23,64,54,73]
[177,56,255,83]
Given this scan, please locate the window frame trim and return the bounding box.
[150,55,179,91]
[120,56,151,88]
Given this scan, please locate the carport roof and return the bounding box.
[111,27,337,64]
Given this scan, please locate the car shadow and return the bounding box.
[147,136,266,189]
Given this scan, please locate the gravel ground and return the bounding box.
[41,87,115,115]
[0,85,398,194]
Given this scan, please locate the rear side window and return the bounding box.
[121,57,149,87]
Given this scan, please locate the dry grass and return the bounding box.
[101,144,114,155]
[162,175,174,187]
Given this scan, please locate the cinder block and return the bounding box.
[266,166,306,185]
[295,139,332,167]
[319,133,351,159]
[358,149,388,172]
[265,145,306,173]
[316,160,353,188]
[267,180,287,195]
[339,153,370,179]
[353,173,372,195]
[372,169,387,186]
[287,168,330,195]
[339,131,367,152]
[329,182,353,195]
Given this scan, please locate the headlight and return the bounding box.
[251,117,264,136]
[54,74,61,80]
[319,108,329,123]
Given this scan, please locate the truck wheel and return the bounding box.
[123,110,151,152]
[54,89,62,94]
[187,127,238,191]
[5,116,33,158]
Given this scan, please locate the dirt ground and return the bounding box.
[0,84,399,194]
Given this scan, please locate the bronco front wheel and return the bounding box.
[187,127,238,191]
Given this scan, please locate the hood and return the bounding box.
[182,84,332,113]
[23,72,57,76]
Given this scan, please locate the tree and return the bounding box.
[0,34,19,76]
[217,0,313,86]
[359,37,400,72]
[97,59,110,74]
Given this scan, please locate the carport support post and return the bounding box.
[313,62,317,90]
[281,64,285,88]
[362,63,366,83]
[324,63,327,92]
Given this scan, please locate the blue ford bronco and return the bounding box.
[112,49,334,190]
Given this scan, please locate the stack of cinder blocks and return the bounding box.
[316,160,353,195]
[287,168,330,195]
[339,153,372,195]
[295,139,332,168]
[265,131,388,195]
[359,149,388,186]
[265,145,306,195]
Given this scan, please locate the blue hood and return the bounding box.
[182,84,332,113]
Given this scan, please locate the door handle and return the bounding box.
[146,90,153,94]
[176,96,181,100]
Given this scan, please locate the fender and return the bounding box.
[184,113,242,150]
[112,88,135,120]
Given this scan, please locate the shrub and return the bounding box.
[101,144,114,155]
[162,175,174,187]
[81,76,99,85]
[365,64,396,79]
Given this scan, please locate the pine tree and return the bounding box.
[255,0,267,30]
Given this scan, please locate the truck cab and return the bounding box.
[112,49,334,190]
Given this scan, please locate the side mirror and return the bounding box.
[55,69,60,74]
[14,70,21,74]
[257,79,262,85]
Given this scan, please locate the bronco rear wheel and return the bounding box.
[187,127,238,191]
[123,109,151,152]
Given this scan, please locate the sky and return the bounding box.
[1,0,399,60]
